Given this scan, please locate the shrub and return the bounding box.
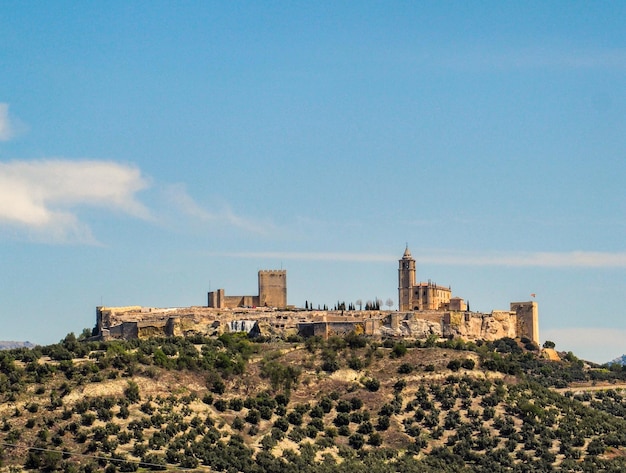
[391,343,407,358]
[124,381,140,403]
[232,417,244,431]
[210,378,225,395]
[348,433,365,449]
[348,357,364,370]
[350,397,363,410]
[334,412,350,427]
[319,397,333,413]
[376,415,390,431]
[287,410,302,426]
[363,378,380,392]
[345,332,368,349]
[338,425,351,436]
[229,398,243,411]
[368,432,383,446]
[214,399,227,412]
[357,421,373,434]
[336,400,352,413]
[322,359,340,373]
[273,417,289,432]
[394,379,407,392]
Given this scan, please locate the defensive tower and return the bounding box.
[258,270,287,308]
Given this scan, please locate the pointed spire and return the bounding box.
[402,244,412,259]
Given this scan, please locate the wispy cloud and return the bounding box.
[219,251,394,262]
[420,250,626,268]
[542,327,626,364]
[162,183,274,236]
[219,249,626,268]
[0,103,16,141]
[0,159,150,243]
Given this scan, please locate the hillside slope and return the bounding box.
[1,334,626,472]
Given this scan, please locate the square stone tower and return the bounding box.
[511,301,539,345]
[258,270,287,308]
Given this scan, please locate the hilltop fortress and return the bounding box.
[96,247,539,344]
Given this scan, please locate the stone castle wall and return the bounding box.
[97,303,538,344]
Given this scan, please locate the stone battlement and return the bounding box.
[97,304,537,344]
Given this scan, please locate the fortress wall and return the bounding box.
[207,291,259,309]
[223,295,258,308]
[98,304,537,343]
[409,311,445,324]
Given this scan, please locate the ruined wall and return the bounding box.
[224,295,258,308]
[97,306,142,332]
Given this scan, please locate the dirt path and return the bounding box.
[553,383,626,394]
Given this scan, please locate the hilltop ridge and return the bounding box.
[0,341,35,350]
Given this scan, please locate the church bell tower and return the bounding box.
[398,246,416,311]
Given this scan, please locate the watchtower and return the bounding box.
[258,270,287,308]
[511,301,539,345]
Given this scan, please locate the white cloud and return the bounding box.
[163,183,274,236]
[0,103,16,141]
[219,249,626,268]
[542,327,626,364]
[0,159,150,243]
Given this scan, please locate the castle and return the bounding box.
[95,248,539,345]
[208,270,286,309]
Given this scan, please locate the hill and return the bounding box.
[0,333,626,472]
[0,341,35,351]
[608,354,626,366]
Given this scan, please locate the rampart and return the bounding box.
[96,303,538,344]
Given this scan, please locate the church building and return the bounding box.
[398,246,466,312]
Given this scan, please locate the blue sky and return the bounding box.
[1,1,625,363]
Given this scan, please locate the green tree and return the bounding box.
[124,381,140,403]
